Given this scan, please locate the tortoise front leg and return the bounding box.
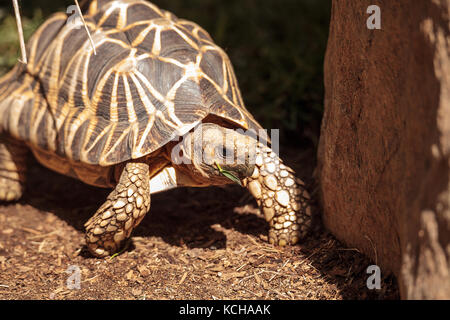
[246,143,312,246]
[0,136,27,201]
[85,162,150,257]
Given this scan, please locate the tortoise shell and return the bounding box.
[0,0,262,166]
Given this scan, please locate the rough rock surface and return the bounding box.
[317,0,450,299]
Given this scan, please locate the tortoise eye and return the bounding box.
[216,146,233,159]
[218,146,233,158]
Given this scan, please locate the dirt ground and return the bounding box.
[0,146,399,300]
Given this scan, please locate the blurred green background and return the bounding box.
[0,0,330,148]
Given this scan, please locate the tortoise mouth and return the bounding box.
[214,161,255,182]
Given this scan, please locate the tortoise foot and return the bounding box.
[246,144,313,246]
[0,184,23,202]
[0,138,27,202]
[84,162,151,257]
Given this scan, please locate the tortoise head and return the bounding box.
[173,123,257,185]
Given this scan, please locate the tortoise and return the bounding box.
[0,0,312,257]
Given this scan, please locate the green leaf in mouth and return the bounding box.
[214,162,242,186]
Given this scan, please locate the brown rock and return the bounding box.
[317,0,450,299]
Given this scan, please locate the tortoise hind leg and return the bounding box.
[84,162,151,257]
[0,136,27,201]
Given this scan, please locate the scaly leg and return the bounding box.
[246,143,312,246]
[85,162,151,257]
[0,136,27,201]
